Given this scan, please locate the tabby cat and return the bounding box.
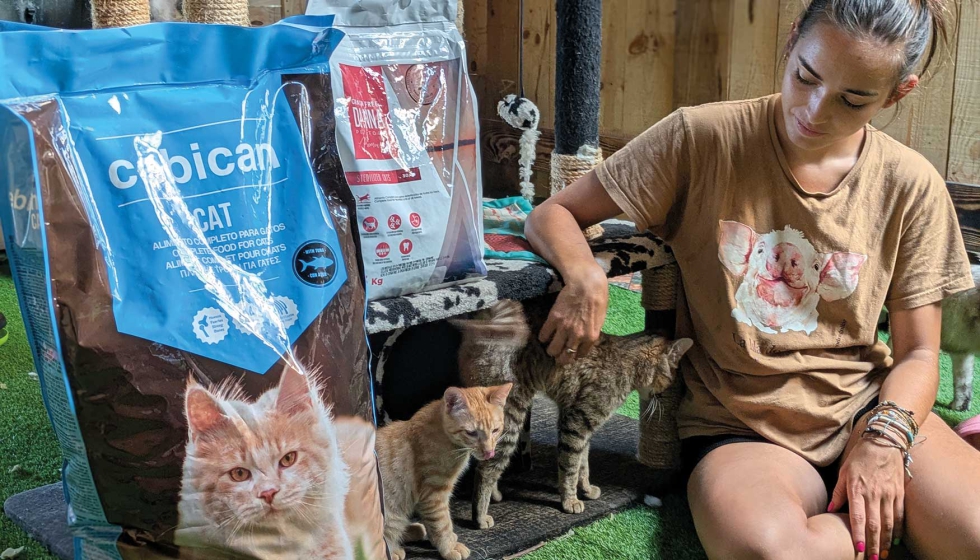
[175,363,353,560]
[454,296,692,528]
[376,384,512,560]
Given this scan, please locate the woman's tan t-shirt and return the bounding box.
[596,94,974,466]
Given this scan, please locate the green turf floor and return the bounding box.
[0,274,62,558]
[1,279,978,559]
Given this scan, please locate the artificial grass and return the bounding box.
[0,280,977,559]
[607,286,644,420]
[0,274,61,557]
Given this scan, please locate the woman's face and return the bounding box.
[779,21,910,152]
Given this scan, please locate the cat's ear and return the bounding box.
[276,363,315,416]
[443,387,470,418]
[487,383,513,407]
[185,383,229,437]
[667,338,694,368]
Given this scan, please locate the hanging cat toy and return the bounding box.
[496,0,541,202]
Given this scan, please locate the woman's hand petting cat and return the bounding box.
[828,438,906,560]
[539,267,608,365]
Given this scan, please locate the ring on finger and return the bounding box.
[565,347,577,354]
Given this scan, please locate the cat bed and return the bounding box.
[364,220,675,334]
[4,397,664,560]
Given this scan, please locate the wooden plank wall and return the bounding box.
[280,0,307,18]
[248,0,281,26]
[468,0,979,197]
[948,0,980,184]
[249,0,979,195]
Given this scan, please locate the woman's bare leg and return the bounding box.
[899,413,980,558]
[687,441,855,560]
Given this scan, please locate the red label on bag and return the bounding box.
[340,64,398,160]
[344,168,422,186]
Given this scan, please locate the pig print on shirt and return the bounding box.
[718,221,866,335]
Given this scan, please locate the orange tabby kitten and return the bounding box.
[377,384,512,560]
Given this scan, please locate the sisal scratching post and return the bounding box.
[552,0,604,240]
[456,0,465,37]
[91,0,151,28]
[640,263,678,312]
[637,262,683,470]
[637,380,683,470]
[184,0,250,25]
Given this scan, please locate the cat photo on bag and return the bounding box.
[175,363,354,560]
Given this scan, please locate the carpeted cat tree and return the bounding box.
[551,0,683,472]
[552,0,604,239]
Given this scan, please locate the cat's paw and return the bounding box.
[391,548,407,560]
[952,393,972,411]
[475,514,495,529]
[404,523,427,542]
[441,542,471,560]
[581,484,601,500]
[492,487,503,503]
[562,497,585,514]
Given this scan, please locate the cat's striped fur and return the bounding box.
[376,384,512,560]
[453,296,692,528]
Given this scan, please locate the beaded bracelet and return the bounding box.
[877,400,919,435]
[861,401,920,478]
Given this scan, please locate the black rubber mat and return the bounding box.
[405,396,658,559]
[4,397,660,560]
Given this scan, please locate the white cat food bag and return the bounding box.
[307,0,487,300]
[0,18,387,560]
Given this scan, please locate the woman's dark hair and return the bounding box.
[791,0,952,83]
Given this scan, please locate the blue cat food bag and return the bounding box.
[0,18,386,559]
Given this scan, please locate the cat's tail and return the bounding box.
[450,299,531,348]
